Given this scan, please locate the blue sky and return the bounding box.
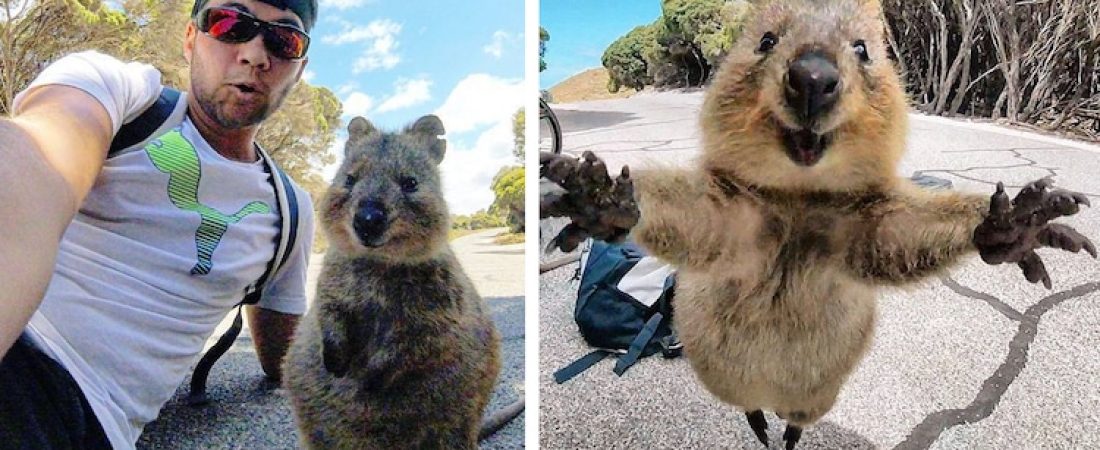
[539,0,661,89]
[301,0,526,214]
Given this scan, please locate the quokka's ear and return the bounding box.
[348,116,377,137]
[410,115,446,164]
[427,137,446,165]
[345,116,378,158]
[411,114,446,137]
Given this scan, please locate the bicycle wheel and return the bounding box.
[539,98,563,154]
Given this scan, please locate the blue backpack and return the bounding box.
[109,87,301,405]
[553,239,682,383]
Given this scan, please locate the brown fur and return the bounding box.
[282,115,501,449]
[629,0,990,426]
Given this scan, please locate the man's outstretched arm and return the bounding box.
[246,305,301,381]
[0,85,112,357]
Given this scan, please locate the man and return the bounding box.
[0,0,318,448]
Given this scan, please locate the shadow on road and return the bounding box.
[556,109,638,133]
[799,421,877,449]
[475,248,525,256]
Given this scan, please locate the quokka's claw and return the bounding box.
[1038,223,1097,258]
[1017,250,1052,289]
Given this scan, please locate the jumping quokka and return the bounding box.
[283,115,521,449]
[541,0,1095,448]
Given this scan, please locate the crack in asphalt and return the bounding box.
[915,148,1057,180]
[911,148,1100,198]
[895,280,1100,450]
[940,147,1065,153]
[940,275,1026,322]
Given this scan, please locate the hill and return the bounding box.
[546,68,639,104]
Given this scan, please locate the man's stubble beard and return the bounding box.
[190,59,295,129]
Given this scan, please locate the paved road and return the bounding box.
[138,228,525,449]
[539,91,1100,449]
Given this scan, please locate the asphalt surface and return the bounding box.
[539,91,1100,449]
[137,228,525,449]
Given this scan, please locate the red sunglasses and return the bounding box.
[196,6,310,60]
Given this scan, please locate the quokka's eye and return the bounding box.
[757,32,778,54]
[343,174,358,190]
[852,40,870,63]
[399,176,419,193]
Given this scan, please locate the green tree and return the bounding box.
[116,0,191,89]
[451,214,472,230]
[511,107,524,162]
[602,21,663,92]
[490,165,524,232]
[469,209,505,229]
[539,26,549,72]
[0,0,133,114]
[662,0,748,74]
[258,82,341,194]
[600,1,752,92]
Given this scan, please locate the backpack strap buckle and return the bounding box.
[659,333,683,358]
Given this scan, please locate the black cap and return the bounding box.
[192,0,318,32]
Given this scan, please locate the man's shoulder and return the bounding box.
[47,50,160,81]
[56,50,126,66]
[16,50,164,134]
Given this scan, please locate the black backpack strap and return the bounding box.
[186,146,300,406]
[185,305,245,406]
[554,350,612,384]
[658,272,682,358]
[242,149,299,305]
[109,87,185,156]
[613,311,665,376]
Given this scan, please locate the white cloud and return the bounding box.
[440,120,518,215]
[376,78,433,114]
[321,18,398,45]
[431,74,525,214]
[353,42,401,73]
[302,70,316,82]
[321,19,402,73]
[342,92,374,118]
[319,0,370,10]
[433,74,524,134]
[482,30,514,59]
[336,82,358,96]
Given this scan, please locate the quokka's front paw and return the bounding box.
[973,179,1096,288]
[540,151,639,252]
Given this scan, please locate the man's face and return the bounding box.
[184,0,309,129]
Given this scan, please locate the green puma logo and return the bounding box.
[146,129,271,275]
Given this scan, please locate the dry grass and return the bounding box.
[492,232,526,245]
[448,228,480,242]
[547,68,639,104]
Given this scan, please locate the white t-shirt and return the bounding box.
[12,51,314,449]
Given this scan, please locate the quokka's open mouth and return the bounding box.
[780,127,833,167]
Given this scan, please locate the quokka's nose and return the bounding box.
[353,199,388,243]
[785,50,841,123]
